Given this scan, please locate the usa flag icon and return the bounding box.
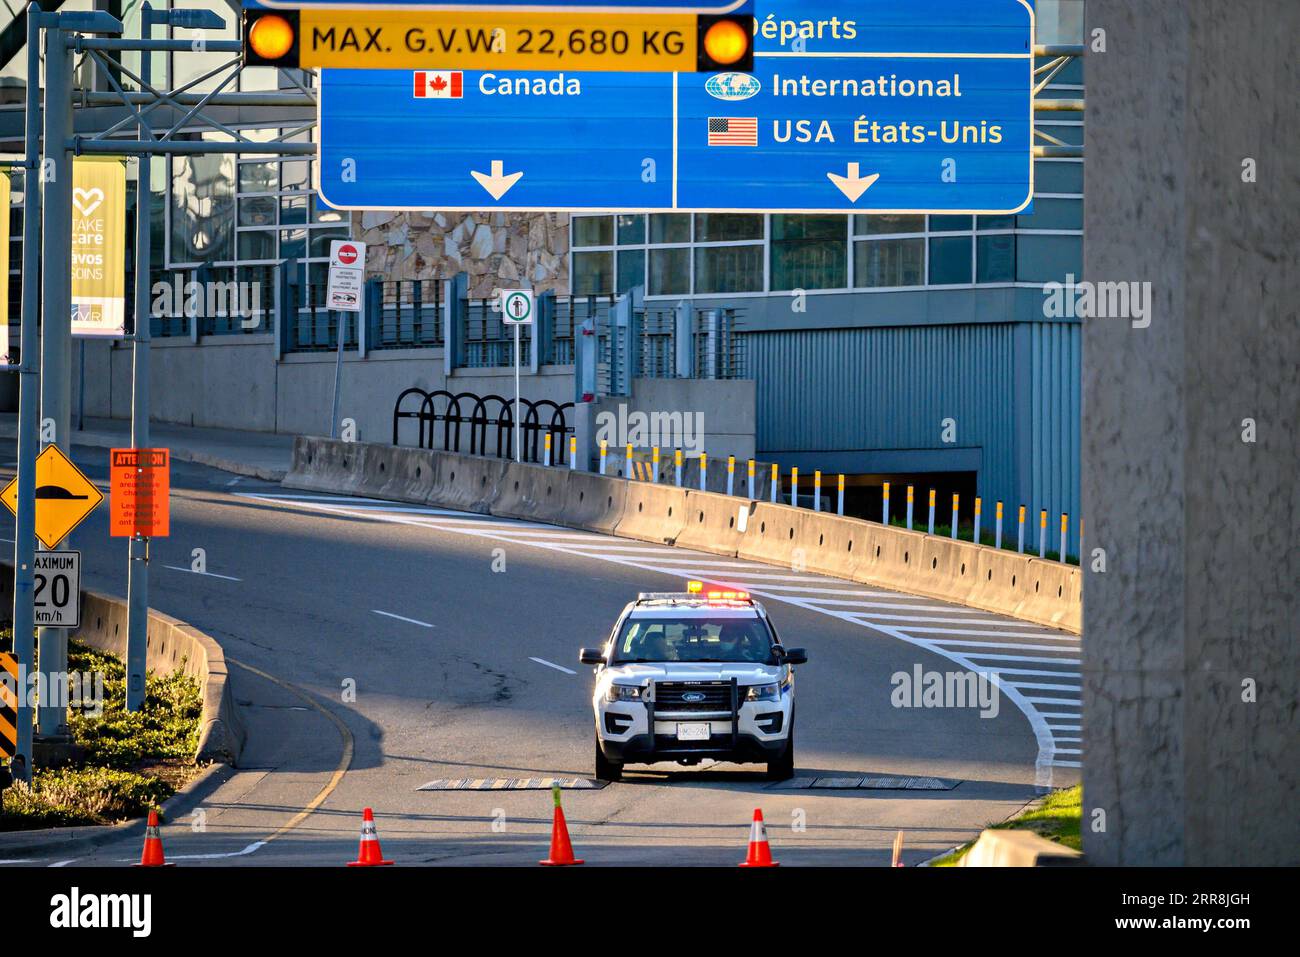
[413,71,463,99]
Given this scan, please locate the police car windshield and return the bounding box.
[613,616,774,664]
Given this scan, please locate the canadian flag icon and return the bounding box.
[413,71,463,99]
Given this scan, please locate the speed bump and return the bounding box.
[416,777,608,791]
[766,775,958,791]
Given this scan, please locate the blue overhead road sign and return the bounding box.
[251,0,749,10]
[317,0,1035,214]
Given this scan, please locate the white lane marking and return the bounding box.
[1006,682,1081,692]
[920,639,1081,654]
[974,666,1081,678]
[0,859,36,864]
[0,536,12,543]
[241,491,1082,785]
[529,656,576,675]
[1050,759,1082,768]
[899,626,1078,641]
[1054,736,1083,742]
[49,859,78,867]
[1053,748,1082,755]
[162,564,242,582]
[823,598,1011,614]
[1040,712,1082,719]
[116,840,267,862]
[961,653,1081,665]
[225,477,242,487]
[372,609,435,628]
[1023,696,1081,706]
[845,612,1054,627]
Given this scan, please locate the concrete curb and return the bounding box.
[0,761,235,859]
[285,438,1082,634]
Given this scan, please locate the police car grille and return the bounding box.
[654,681,732,713]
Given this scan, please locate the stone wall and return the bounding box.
[353,210,571,297]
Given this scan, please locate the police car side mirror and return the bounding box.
[782,648,808,666]
[579,648,605,666]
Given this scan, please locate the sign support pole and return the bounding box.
[125,5,159,712]
[10,3,45,779]
[513,321,521,463]
[36,21,74,738]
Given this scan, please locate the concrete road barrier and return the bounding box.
[674,490,757,558]
[287,439,1081,634]
[614,482,690,545]
[554,468,629,535]
[494,461,574,526]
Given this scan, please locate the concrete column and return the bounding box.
[1082,0,1299,865]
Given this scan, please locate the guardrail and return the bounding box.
[285,439,1081,633]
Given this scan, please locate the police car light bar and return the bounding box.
[686,580,703,593]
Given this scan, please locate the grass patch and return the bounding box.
[0,637,203,831]
[928,785,1082,866]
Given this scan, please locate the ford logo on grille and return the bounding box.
[681,692,707,703]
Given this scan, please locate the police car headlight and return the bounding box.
[605,684,643,702]
[745,683,780,702]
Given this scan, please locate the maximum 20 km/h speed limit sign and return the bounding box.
[32,550,81,629]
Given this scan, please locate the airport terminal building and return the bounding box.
[0,0,1085,552]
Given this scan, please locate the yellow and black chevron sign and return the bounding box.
[0,652,17,759]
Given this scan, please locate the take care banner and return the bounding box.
[71,156,127,338]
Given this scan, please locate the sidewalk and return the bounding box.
[0,414,295,482]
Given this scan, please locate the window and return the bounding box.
[650,214,690,244]
[649,247,689,296]
[573,250,613,294]
[616,214,645,245]
[616,249,645,294]
[855,214,924,236]
[695,245,763,294]
[855,238,924,288]
[977,234,1016,283]
[694,214,762,242]
[770,214,846,290]
[928,236,973,285]
[572,215,612,247]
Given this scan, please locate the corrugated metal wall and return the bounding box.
[748,320,1081,553]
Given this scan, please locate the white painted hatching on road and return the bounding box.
[529,657,576,675]
[372,609,435,628]
[162,564,242,582]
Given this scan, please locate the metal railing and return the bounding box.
[369,278,443,350]
[392,387,574,464]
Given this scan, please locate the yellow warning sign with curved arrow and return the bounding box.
[0,445,105,549]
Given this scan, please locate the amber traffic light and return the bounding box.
[698,15,753,72]
[243,10,299,67]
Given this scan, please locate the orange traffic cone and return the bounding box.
[738,808,779,867]
[539,784,584,866]
[347,807,394,866]
[134,809,175,867]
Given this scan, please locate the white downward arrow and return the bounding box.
[470,160,524,201]
[827,163,880,202]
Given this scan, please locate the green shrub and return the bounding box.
[0,767,170,830]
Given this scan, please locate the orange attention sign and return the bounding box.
[110,448,170,538]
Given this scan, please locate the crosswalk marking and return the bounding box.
[236,490,1085,786]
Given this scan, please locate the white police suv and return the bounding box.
[579,582,808,782]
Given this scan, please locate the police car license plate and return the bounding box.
[676,723,710,741]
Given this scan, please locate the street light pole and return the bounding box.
[9,3,45,780]
[124,2,226,711]
[35,18,75,739]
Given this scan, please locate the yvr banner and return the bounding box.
[71,156,127,338]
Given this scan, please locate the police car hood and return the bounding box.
[610,662,781,685]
